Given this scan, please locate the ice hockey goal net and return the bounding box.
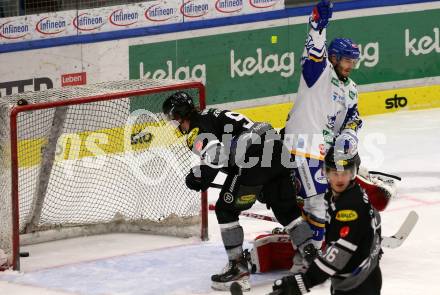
[0,79,207,270]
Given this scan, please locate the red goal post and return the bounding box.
[0,79,208,271]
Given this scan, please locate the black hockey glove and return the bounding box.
[271,274,310,295]
[303,243,319,264]
[185,171,203,192]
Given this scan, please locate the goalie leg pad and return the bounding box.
[250,233,295,273]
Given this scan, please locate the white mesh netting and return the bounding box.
[0,79,205,268]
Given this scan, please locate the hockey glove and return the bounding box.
[186,165,218,192]
[309,0,333,31]
[185,170,203,192]
[272,273,310,295]
[334,130,358,159]
[356,168,398,211]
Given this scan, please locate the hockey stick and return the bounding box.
[368,171,402,181]
[381,210,418,249]
[208,204,277,222]
[210,183,224,189]
[210,203,417,249]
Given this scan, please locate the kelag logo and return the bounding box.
[215,0,243,13]
[0,21,29,39]
[36,17,67,35]
[180,0,209,18]
[73,13,105,31]
[385,94,408,109]
[405,27,440,56]
[109,9,139,26]
[145,3,176,22]
[139,60,206,85]
[356,42,379,69]
[249,0,280,9]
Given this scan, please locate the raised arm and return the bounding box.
[302,0,333,88]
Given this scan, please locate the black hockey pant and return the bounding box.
[215,140,301,227]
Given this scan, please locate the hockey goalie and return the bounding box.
[248,169,397,274]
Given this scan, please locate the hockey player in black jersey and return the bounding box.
[270,147,382,295]
[163,91,302,292]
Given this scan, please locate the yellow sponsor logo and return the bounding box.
[237,194,256,205]
[186,127,199,148]
[336,210,358,222]
[345,122,358,131]
[16,121,180,168]
[335,159,349,166]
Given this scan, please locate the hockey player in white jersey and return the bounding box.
[283,0,363,272]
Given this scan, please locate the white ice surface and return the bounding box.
[1,108,440,295]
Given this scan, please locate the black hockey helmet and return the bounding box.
[162,91,195,121]
[324,146,361,179]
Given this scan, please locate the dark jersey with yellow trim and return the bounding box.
[186,108,254,153]
[305,183,382,292]
[186,108,275,190]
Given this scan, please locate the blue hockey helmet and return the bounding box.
[328,38,360,60]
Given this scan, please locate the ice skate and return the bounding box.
[211,257,250,291]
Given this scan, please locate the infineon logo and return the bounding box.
[73,13,105,31]
[109,9,139,26]
[215,0,243,13]
[145,3,176,22]
[249,0,280,9]
[61,72,87,87]
[36,17,67,35]
[180,0,209,18]
[0,21,29,39]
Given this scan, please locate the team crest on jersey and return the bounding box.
[186,128,199,148]
[336,210,358,222]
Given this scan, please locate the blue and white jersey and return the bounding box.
[285,28,362,161]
